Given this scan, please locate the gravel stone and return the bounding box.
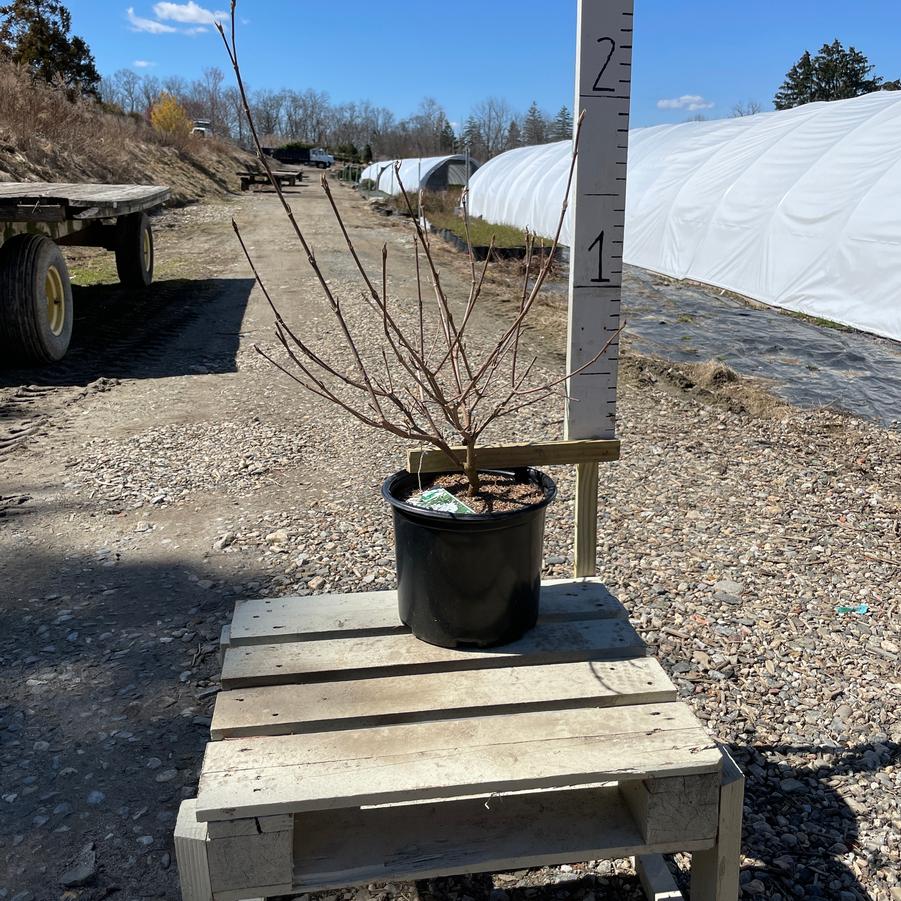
[59,845,97,888]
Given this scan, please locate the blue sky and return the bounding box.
[66,1,901,128]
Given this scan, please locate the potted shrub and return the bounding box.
[218,7,617,647]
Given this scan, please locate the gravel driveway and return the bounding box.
[0,178,898,901]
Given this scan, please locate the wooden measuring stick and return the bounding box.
[566,0,634,577]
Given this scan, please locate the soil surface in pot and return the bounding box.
[401,471,546,514]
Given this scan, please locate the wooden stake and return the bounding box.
[565,0,634,577]
[574,462,599,578]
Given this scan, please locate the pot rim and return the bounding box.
[382,466,557,522]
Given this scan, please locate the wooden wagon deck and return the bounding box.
[176,579,744,901]
[0,182,169,224]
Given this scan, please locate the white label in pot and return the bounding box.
[409,488,476,515]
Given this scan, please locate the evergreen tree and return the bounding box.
[461,116,484,159]
[551,105,574,141]
[522,101,546,145]
[775,50,817,109]
[0,0,100,95]
[363,143,373,164]
[438,116,456,153]
[775,40,888,110]
[505,119,522,151]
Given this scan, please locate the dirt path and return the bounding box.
[1,180,899,901]
[0,180,568,901]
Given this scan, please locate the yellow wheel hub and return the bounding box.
[45,264,65,337]
[143,228,151,271]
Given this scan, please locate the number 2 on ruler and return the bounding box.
[592,37,616,91]
[588,230,610,283]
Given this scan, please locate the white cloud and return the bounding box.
[133,59,157,68]
[127,7,177,33]
[153,1,227,24]
[657,94,715,112]
[183,25,208,35]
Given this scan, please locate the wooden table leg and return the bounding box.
[574,461,599,578]
[690,747,745,901]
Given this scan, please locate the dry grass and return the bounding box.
[0,62,251,203]
[625,355,790,419]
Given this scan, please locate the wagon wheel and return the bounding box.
[0,234,73,364]
[115,212,154,288]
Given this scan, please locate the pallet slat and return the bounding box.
[196,703,721,820]
[210,658,677,739]
[220,616,648,688]
[291,786,714,893]
[228,579,624,646]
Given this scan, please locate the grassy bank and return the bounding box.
[0,62,252,204]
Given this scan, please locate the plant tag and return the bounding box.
[409,488,476,515]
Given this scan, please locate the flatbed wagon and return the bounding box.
[237,169,302,191]
[0,182,169,363]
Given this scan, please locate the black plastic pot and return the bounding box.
[382,467,557,648]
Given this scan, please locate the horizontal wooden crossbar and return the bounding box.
[406,439,620,474]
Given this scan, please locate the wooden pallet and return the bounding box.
[175,579,743,901]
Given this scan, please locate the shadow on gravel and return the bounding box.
[0,276,256,386]
[0,548,271,899]
[417,872,645,901]
[725,741,897,901]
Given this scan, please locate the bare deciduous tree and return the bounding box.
[139,74,160,115]
[468,96,515,159]
[223,84,246,144]
[250,87,284,140]
[217,5,618,495]
[200,65,226,131]
[112,67,141,114]
[731,100,763,117]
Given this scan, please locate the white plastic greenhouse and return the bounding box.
[360,154,479,196]
[468,91,901,342]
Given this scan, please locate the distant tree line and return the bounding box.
[8,2,901,164]
[99,67,575,163]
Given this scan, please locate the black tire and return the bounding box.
[0,234,73,364]
[115,212,154,288]
[317,161,327,169]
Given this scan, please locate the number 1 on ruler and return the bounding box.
[587,230,610,283]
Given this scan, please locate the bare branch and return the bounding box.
[221,8,613,496]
